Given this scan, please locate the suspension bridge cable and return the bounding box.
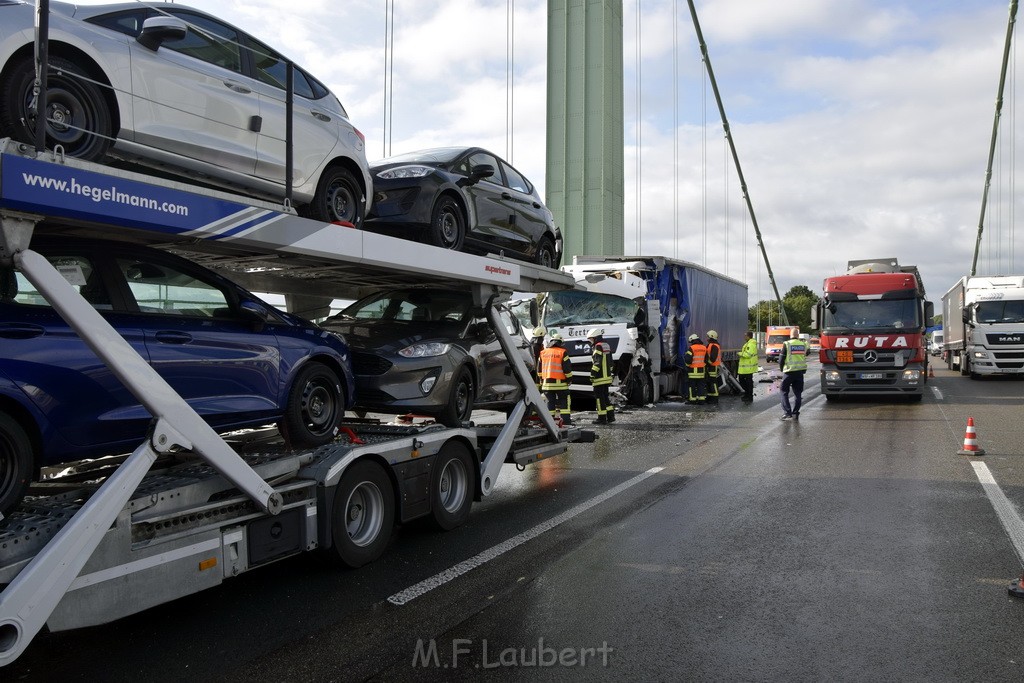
[630,1,638,252]
[685,0,787,322]
[973,0,1018,276]
[673,0,679,259]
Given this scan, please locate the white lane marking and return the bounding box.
[970,461,1024,564]
[931,385,943,400]
[387,466,666,605]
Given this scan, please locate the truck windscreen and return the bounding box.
[824,299,920,330]
[975,299,1024,324]
[545,290,641,326]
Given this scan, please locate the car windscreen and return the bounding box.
[339,289,472,323]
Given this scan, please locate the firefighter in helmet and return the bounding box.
[530,326,546,390]
[539,331,573,424]
[684,333,707,405]
[705,329,722,404]
[588,328,615,424]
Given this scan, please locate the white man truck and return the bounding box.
[942,276,1024,377]
[0,139,586,667]
[515,256,748,405]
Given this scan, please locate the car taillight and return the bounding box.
[353,127,365,143]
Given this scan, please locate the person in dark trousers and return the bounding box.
[737,331,758,401]
[530,326,546,391]
[588,328,615,424]
[778,329,808,420]
[684,333,707,405]
[705,330,722,404]
[539,332,573,425]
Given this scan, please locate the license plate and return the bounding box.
[836,350,853,363]
[859,372,884,380]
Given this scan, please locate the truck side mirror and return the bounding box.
[810,303,820,329]
[529,298,539,326]
[962,307,971,325]
[923,301,934,323]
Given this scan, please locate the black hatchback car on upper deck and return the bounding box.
[361,147,562,268]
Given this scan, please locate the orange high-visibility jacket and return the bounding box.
[540,347,572,381]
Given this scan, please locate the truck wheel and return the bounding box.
[330,460,395,568]
[0,414,32,515]
[627,365,653,406]
[439,366,475,427]
[280,362,344,448]
[428,441,475,531]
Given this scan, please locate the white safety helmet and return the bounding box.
[587,328,604,339]
[706,330,718,340]
[532,326,546,338]
[688,333,700,342]
[549,331,563,343]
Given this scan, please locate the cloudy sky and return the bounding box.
[76,0,1023,308]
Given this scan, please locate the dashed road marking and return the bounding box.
[971,461,1024,564]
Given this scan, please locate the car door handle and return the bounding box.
[501,192,512,200]
[532,201,541,208]
[0,323,45,339]
[310,110,331,122]
[223,80,252,94]
[154,331,193,344]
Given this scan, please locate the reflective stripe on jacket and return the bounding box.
[706,341,722,368]
[686,343,706,369]
[781,339,808,373]
[591,342,613,386]
[540,346,573,385]
[738,338,758,374]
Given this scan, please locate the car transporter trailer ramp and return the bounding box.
[0,139,584,665]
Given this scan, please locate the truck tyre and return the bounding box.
[280,362,344,448]
[626,363,654,406]
[439,366,475,427]
[0,413,32,515]
[330,460,395,567]
[428,441,475,531]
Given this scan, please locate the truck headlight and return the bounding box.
[825,371,841,381]
[903,370,921,381]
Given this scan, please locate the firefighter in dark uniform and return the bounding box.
[539,331,573,425]
[705,329,722,404]
[588,328,615,424]
[684,333,707,405]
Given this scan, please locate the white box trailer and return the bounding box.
[942,275,1024,377]
[0,139,585,665]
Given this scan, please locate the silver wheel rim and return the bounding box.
[438,458,468,514]
[345,481,385,547]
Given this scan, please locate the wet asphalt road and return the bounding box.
[9,361,1024,682]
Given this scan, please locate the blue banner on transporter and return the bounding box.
[0,151,279,238]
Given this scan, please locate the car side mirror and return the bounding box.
[137,16,188,51]
[468,164,494,184]
[239,300,269,330]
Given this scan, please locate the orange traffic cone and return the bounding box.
[1010,572,1024,598]
[928,365,935,378]
[957,417,986,456]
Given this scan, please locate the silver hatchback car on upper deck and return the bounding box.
[0,0,371,225]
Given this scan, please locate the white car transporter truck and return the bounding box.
[0,139,585,666]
